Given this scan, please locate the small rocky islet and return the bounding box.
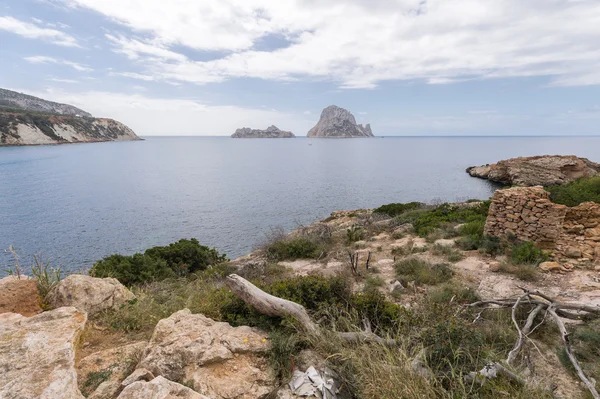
[2,154,600,399]
[231,125,295,138]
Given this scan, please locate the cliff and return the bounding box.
[307,105,373,138]
[0,88,91,117]
[466,155,600,186]
[0,111,141,146]
[231,125,295,138]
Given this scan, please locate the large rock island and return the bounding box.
[231,125,295,138]
[0,89,141,146]
[307,105,373,138]
[466,155,600,186]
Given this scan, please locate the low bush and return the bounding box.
[495,262,539,281]
[428,283,480,304]
[431,244,464,263]
[395,258,453,286]
[478,235,504,256]
[510,241,548,265]
[373,202,422,217]
[346,225,365,243]
[547,175,600,206]
[90,239,226,286]
[412,201,490,238]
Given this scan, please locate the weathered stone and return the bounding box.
[0,275,42,316]
[0,307,87,399]
[539,261,570,272]
[47,274,134,316]
[565,247,582,258]
[138,309,275,399]
[88,381,121,399]
[117,376,210,399]
[121,369,155,388]
[467,155,600,186]
[433,238,455,247]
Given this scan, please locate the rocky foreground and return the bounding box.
[467,155,600,186]
[307,105,373,138]
[231,125,295,138]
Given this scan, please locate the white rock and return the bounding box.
[434,239,456,248]
[47,274,134,316]
[117,376,210,399]
[139,309,276,399]
[0,307,87,399]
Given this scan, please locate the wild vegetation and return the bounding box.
[547,175,600,206]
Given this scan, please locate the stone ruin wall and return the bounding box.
[484,186,600,263]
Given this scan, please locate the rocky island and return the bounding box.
[307,105,373,138]
[231,125,295,138]
[0,88,141,146]
[467,155,600,186]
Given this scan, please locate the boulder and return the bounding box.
[117,376,210,399]
[466,155,600,186]
[307,105,374,138]
[121,368,155,388]
[47,274,134,316]
[78,341,147,397]
[88,381,121,399]
[0,275,42,316]
[138,309,275,399]
[0,307,87,399]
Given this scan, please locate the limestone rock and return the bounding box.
[138,309,275,399]
[307,105,374,138]
[121,368,155,388]
[0,275,42,316]
[88,381,121,399]
[231,125,295,138]
[117,376,210,399]
[78,341,147,397]
[434,239,456,247]
[539,261,573,273]
[466,155,600,186]
[0,307,87,399]
[47,274,135,316]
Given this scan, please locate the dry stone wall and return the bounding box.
[485,186,600,263]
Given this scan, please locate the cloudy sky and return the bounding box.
[2,0,600,136]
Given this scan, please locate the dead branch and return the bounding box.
[506,293,530,365]
[225,274,399,347]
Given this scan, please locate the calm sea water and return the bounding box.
[2,136,600,274]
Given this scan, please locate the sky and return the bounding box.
[2,0,600,136]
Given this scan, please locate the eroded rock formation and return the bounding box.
[0,307,87,399]
[467,155,600,186]
[231,125,295,138]
[0,275,42,316]
[307,105,373,138]
[47,274,135,316]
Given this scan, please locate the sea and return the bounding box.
[2,136,600,274]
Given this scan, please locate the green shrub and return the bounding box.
[267,275,351,311]
[412,202,490,238]
[264,236,327,261]
[431,244,464,263]
[373,202,423,217]
[428,283,480,304]
[90,239,226,286]
[478,235,504,255]
[510,241,548,265]
[346,225,365,243]
[268,331,305,379]
[547,176,600,206]
[395,258,453,286]
[351,289,411,333]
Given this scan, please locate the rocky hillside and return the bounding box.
[0,88,91,117]
[467,155,600,186]
[307,105,373,138]
[231,125,295,138]
[0,111,141,146]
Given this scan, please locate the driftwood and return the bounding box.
[224,274,398,346]
[469,288,600,399]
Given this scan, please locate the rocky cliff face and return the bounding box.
[0,88,91,116]
[0,111,141,146]
[466,155,600,186]
[231,125,295,138]
[307,105,373,138]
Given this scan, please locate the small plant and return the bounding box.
[495,262,539,281]
[364,275,385,292]
[391,240,428,257]
[82,369,112,396]
[346,224,365,243]
[510,241,548,265]
[268,331,304,379]
[431,244,464,263]
[31,255,62,300]
[428,283,480,304]
[4,245,25,278]
[394,258,453,286]
[373,202,423,217]
[478,235,503,255]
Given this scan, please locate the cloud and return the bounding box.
[49,78,79,83]
[25,55,93,71]
[16,89,310,136]
[0,16,79,47]
[54,0,600,88]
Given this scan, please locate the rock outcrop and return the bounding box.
[138,309,275,399]
[0,88,91,116]
[0,307,87,399]
[47,274,135,316]
[117,376,211,399]
[0,112,141,146]
[307,105,373,138]
[0,275,42,316]
[231,125,295,138]
[466,155,600,186]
